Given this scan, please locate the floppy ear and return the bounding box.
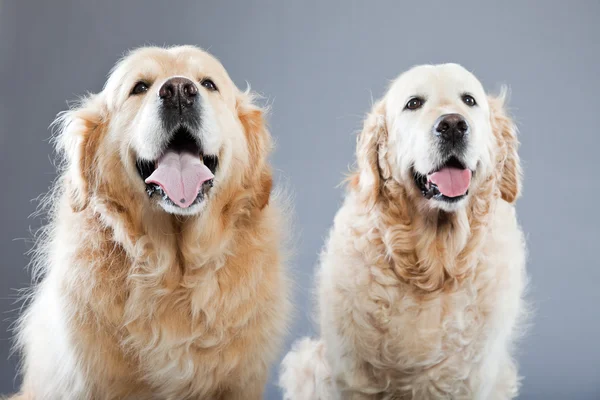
[353,100,389,205]
[488,91,522,203]
[236,90,273,210]
[53,94,107,212]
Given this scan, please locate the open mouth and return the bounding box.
[136,127,219,209]
[413,156,473,203]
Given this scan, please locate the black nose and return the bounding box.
[159,77,198,109]
[434,113,469,144]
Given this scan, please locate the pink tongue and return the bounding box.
[145,150,214,208]
[428,167,472,198]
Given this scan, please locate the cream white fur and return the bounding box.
[280,64,527,399]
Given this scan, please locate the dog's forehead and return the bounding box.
[388,64,486,103]
[119,46,229,78]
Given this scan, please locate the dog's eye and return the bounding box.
[405,97,425,110]
[131,82,149,96]
[201,78,218,92]
[462,94,477,107]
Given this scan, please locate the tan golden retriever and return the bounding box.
[280,64,527,399]
[10,46,289,400]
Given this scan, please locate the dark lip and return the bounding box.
[144,179,214,207]
[135,126,219,206]
[412,156,472,203]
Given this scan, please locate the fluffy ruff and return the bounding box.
[280,64,527,400]
[10,46,290,400]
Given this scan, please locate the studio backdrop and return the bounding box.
[0,1,598,399]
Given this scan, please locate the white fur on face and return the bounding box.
[384,64,495,210]
[128,90,165,161]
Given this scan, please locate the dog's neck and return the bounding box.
[80,184,265,271]
[361,175,498,293]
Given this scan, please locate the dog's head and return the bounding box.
[355,63,521,213]
[55,46,272,217]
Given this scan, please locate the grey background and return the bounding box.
[1,1,598,399]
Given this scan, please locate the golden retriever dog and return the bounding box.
[280,64,527,399]
[9,46,289,400]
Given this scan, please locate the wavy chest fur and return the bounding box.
[318,194,525,398]
[44,197,286,399]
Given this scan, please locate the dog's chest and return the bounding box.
[119,255,281,396]
[373,284,488,368]
[357,248,517,393]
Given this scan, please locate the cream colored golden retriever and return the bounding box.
[10,46,289,400]
[280,64,527,399]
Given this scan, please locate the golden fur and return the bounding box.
[11,46,289,400]
[280,64,527,399]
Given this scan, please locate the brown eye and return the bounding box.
[405,97,425,110]
[462,94,477,107]
[201,78,218,92]
[131,81,149,95]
